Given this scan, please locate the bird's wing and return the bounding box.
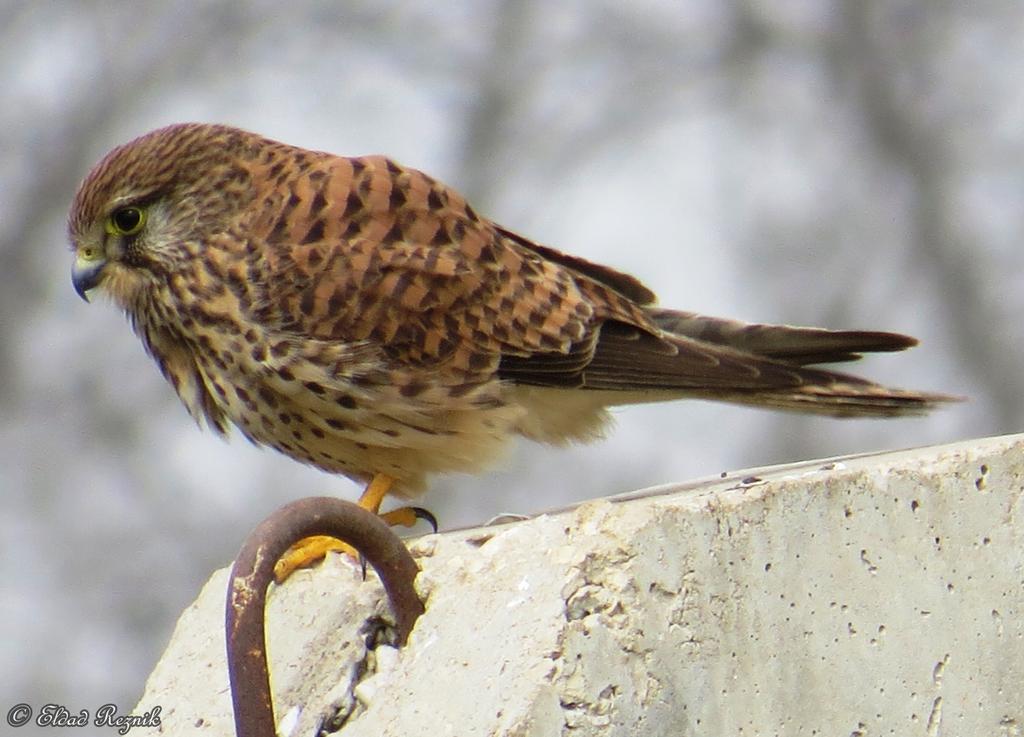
[240,152,946,409]
[243,154,637,372]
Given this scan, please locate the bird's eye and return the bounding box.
[108,206,147,236]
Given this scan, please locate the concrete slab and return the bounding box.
[135,433,1024,736]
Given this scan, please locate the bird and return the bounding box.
[69,123,954,573]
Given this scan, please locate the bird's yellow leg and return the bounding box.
[362,473,434,527]
[358,472,394,514]
[273,474,434,582]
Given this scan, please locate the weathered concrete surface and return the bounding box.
[135,434,1024,736]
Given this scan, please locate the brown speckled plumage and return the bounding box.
[69,123,954,497]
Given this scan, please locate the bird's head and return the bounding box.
[69,123,258,311]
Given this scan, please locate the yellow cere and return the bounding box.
[77,244,102,262]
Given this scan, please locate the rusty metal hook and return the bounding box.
[225,496,424,737]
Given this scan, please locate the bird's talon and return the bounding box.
[379,505,437,530]
[411,506,438,533]
[273,535,358,583]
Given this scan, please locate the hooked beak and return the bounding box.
[72,257,106,302]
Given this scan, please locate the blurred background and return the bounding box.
[2,0,1021,731]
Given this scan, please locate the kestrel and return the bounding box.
[69,123,952,564]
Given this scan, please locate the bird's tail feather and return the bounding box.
[579,313,961,417]
[647,308,918,366]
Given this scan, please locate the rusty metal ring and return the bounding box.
[225,496,424,737]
